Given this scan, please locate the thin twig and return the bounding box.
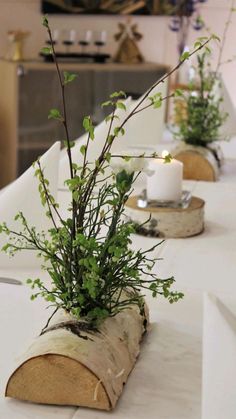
[216,0,235,72]
[40,306,59,335]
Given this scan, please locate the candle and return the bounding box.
[147,151,183,201]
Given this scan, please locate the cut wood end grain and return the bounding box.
[6,354,111,410]
[173,143,219,182]
[5,302,148,410]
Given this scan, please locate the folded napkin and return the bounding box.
[122,78,168,148]
[58,97,131,188]
[215,76,236,140]
[0,142,61,268]
[202,293,236,419]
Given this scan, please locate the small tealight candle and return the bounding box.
[147,150,183,201]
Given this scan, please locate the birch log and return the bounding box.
[124,196,205,238]
[172,142,219,181]
[6,303,148,410]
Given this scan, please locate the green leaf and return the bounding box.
[114,127,120,136]
[105,114,119,123]
[63,140,75,148]
[83,116,94,140]
[83,116,90,131]
[2,243,10,252]
[153,99,162,109]
[180,51,190,61]
[63,71,77,85]
[46,294,56,302]
[80,145,87,156]
[48,108,63,121]
[105,152,111,163]
[164,153,172,163]
[42,15,49,28]
[107,135,114,145]
[211,33,221,42]
[101,100,113,108]
[87,307,109,321]
[116,101,126,111]
[110,91,126,99]
[71,307,81,318]
[89,126,95,140]
[174,88,183,97]
[205,46,211,55]
[122,155,131,162]
[194,41,202,49]
[41,46,52,55]
[114,127,125,136]
[196,36,208,42]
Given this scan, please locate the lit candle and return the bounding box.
[147,151,183,201]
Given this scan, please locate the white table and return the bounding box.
[0,150,236,418]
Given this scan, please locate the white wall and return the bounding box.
[0,0,236,103]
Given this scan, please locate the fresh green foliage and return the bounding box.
[41,46,52,55]
[174,53,228,147]
[42,15,49,28]
[0,19,212,326]
[63,71,77,85]
[164,154,172,164]
[83,116,94,140]
[48,108,64,122]
[180,51,190,62]
[174,88,184,98]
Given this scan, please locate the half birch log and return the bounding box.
[124,196,205,238]
[172,142,219,181]
[6,303,148,410]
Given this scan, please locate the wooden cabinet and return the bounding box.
[0,60,168,188]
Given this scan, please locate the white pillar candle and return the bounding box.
[147,152,183,201]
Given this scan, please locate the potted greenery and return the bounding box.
[172,0,236,183]
[2,18,212,410]
[173,52,228,181]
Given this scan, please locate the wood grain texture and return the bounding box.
[6,355,109,410]
[6,303,148,410]
[172,143,219,181]
[125,196,205,238]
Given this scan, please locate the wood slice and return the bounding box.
[172,143,219,181]
[124,196,205,238]
[6,302,148,410]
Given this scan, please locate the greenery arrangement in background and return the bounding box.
[0,18,213,328]
[173,0,236,149]
[174,52,228,148]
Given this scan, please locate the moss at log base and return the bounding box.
[6,304,148,410]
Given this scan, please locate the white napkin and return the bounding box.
[58,97,131,188]
[122,77,168,148]
[216,75,236,140]
[202,293,236,419]
[0,142,61,268]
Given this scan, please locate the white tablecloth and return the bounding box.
[0,150,236,418]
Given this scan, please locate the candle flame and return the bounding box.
[161,150,169,158]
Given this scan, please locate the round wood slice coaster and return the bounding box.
[172,143,219,182]
[124,196,205,238]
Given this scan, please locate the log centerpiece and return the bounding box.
[5,303,148,410]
